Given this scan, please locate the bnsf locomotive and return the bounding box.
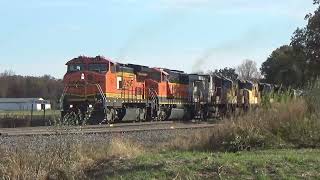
[60,56,270,124]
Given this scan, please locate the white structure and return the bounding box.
[0,98,51,111]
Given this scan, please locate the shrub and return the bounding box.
[305,80,320,116]
[0,137,143,180]
[168,86,320,152]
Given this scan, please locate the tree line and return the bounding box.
[213,1,320,88]
[261,0,320,87]
[0,71,63,109]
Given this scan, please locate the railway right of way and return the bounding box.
[0,121,219,137]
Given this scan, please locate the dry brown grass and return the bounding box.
[0,138,143,180]
[166,98,320,152]
[164,129,212,151]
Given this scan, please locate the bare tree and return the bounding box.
[236,59,261,81]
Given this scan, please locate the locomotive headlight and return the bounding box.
[89,104,93,108]
[69,105,73,108]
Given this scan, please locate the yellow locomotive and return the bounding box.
[238,80,261,110]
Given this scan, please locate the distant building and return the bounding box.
[0,98,51,111]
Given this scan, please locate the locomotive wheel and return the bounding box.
[136,108,146,122]
[157,110,166,121]
[116,108,126,122]
[158,107,172,121]
[106,108,116,123]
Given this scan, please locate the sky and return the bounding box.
[0,0,316,78]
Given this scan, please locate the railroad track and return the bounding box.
[0,121,218,137]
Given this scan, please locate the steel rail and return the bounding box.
[0,122,218,137]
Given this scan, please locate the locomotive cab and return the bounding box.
[61,56,125,124]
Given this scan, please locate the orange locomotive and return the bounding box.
[60,56,192,124]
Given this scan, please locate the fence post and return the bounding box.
[31,103,33,123]
[41,104,46,125]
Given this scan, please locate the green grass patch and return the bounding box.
[88,149,320,180]
[0,110,60,127]
[0,110,60,116]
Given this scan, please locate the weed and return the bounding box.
[0,137,143,180]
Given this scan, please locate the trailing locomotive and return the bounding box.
[60,56,273,124]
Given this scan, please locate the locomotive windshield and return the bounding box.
[88,64,108,72]
[68,64,85,72]
[150,72,161,82]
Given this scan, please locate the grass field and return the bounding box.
[0,110,60,127]
[1,136,320,180]
[0,110,60,116]
[88,149,320,180]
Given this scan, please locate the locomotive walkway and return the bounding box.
[0,121,218,137]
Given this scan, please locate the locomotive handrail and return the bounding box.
[59,86,70,110]
[95,83,107,109]
[60,81,107,110]
[148,88,159,110]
